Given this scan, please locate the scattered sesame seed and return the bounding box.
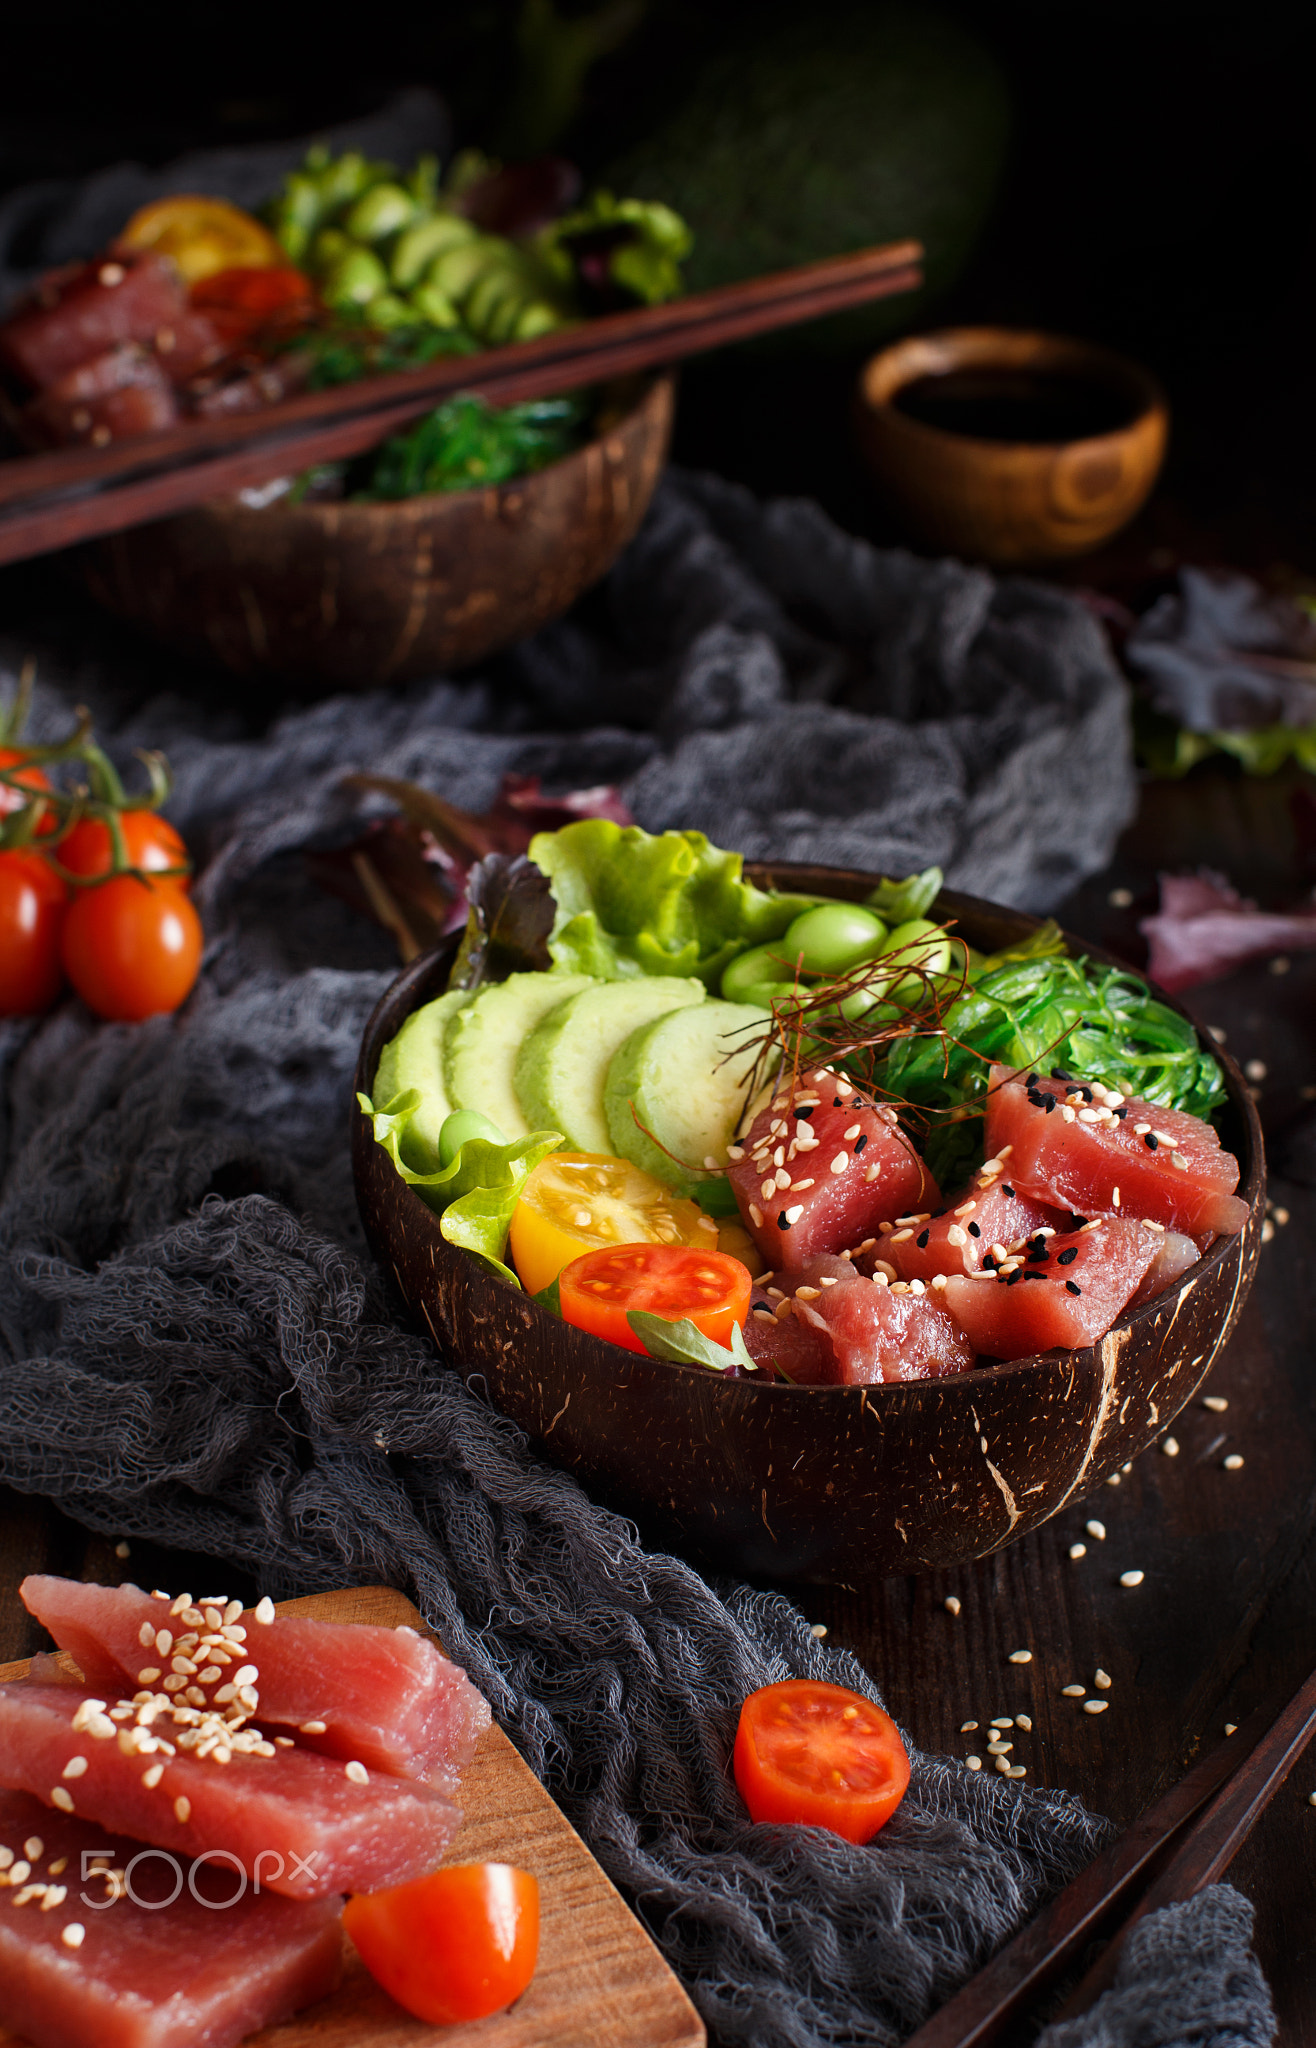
[1225,1723,1238,1737]
[174,1796,191,1823]
[1223,1454,1245,1471]
[1016,1714,1032,1731]
[965,1756,982,1770]
[1106,1474,1122,1487]
[994,1755,1011,1774]
[345,1761,369,1785]
[137,1668,162,1685]
[810,1623,828,1638]
[61,1923,85,1949]
[1094,1670,1112,1690]
[1069,1543,1087,1560]
[1244,1059,1267,1082]
[987,1741,1012,1756]
[1086,1520,1106,1541]
[944,1596,962,1616]
[61,1757,87,1780]
[1062,1684,1086,1697]
[1261,1218,1275,1244]
[990,1716,1013,1728]
[1108,887,1133,908]
[114,1540,131,1559]
[23,1837,43,1862]
[1083,1700,1108,1715]
[1120,1570,1145,1587]
[142,1763,165,1788]
[50,1789,74,1813]
[1162,1436,1180,1457]
[300,1720,328,1735]
[1274,1206,1290,1227]
[960,1721,979,1733]
[1008,1649,1032,1665]
[1202,1395,1229,1412]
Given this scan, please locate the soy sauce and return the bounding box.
[892,369,1134,445]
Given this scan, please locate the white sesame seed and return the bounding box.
[138,1623,156,1649]
[1016,1714,1032,1731]
[843,1124,862,1141]
[1308,1791,1316,1806]
[1069,1543,1087,1559]
[62,1923,85,1949]
[1244,1059,1267,1082]
[987,1740,1012,1755]
[1062,1684,1086,1697]
[960,1721,979,1733]
[155,1630,173,1657]
[1274,1206,1290,1227]
[1225,1723,1238,1736]
[174,1796,191,1823]
[965,1756,982,1770]
[1006,1764,1027,1778]
[142,1763,165,1789]
[1009,1650,1032,1665]
[23,1837,43,1862]
[137,1668,162,1685]
[784,1205,804,1225]
[749,1203,763,1227]
[1202,1395,1229,1412]
[50,1789,74,1813]
[300,1720,328,1735]
[1106,1474,1122,1487]
[1083,1700,1108,1715]
[47,1858,67,1876]
[8,1859,30,1883]
[40,1885,67,1910]
[944,1596,961,1616]
[1120,1570,1145,1587]
[1223,1454,1244,1471]
[1095,1669,1112,1689]
[61,1758,87,1780]
[1086,1520,1106,1540]
[990,1716,1014,1728]
[994,1754,1011,1773]
[810,1623,828,1638]
[830,1152,850,1175]
[345,1761,369,1785]
[1162,1436,1180,1457]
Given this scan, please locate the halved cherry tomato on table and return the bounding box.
[559,1242,752,1353]
[0,850,67,1015]
[344,1863,540,2025]
[118,196,284,285]
[56,810,191,888]
[509,1150,718,1297]
[733,1680,910,1844]
[60,874,202,1022]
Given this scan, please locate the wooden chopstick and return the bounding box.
[903,1666,1316,2048]
[0,238,921,567]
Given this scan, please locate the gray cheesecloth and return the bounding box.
[0,97,1275,2048]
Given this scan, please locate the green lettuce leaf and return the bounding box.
[527,819,817,985]
[358,1088,561,1286]
[626,1310,761,1373]
[865,865,943,924]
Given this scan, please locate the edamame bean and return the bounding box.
[345,182,418,243]
[391,213,476,288]
[783,903,889,976]
[321,247,388,309]
[439,1109,507,1167]
[722,942,803,1002]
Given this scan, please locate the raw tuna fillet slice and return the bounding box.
[1128,1227,1201,1307]
[748,1255,975,1385]
[881,1153,1069,1283]
[984,1066,1249,1237]
[0,253,192,387]
[940,1218,1162,1360]
[743,1288,837,1383]
[0,1787,341,2048]
[22,1577,490,1788]
[0,1682,459,1899]
[728,1065,939,1273]
[23,346,179,448]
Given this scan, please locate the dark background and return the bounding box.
[3,0,1313,578]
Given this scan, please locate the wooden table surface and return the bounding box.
[2,762,1313,2042]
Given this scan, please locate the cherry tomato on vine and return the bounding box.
[60,875,202,1021]
[559,1242,752,1353]
[344,1864,540,2025]
[57,810,191,887]
[0,850,67,1015]
[733,1680,910,1843]
[0,748,52,827]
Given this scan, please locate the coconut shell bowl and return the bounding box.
[352,867,1264,1586]
[79,374,673,691]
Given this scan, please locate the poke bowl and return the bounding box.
[351,860,1264,1586]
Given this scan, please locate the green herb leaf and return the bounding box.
[866,866,943,924]
[533,1275,563,1317]
[627,1311,758,1373]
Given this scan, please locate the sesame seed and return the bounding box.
[994,1755,1011,1773]
[947,1224,968,1247]
[23,1837,43,1861]
[1202,1395,1229,1412]
[749,1203,763,1227]
[784,1205,804,1225]
[142,1764,165,1789]
[1095,1670,1112,1689]
[1224,1723,1238,1736]
[300,1720,328,1735]
[1244,1058,1267,1082]
[138,1623,156,1649]
[1069,1543,1087,1559]
[345,1761,369,1785]
[1062,1684,1086,1697]
[830,1152,850,1175]
[944,1597,961,1616]
[810,1623,828,1638]
[960,1720,979,1732]
[1008,1649,1032,1664]
[1086,1520,1106,1540]
[1223,1454,1245,1471]
[62,1923,86,1949]
[1162,1436,1180,1457]
[137,1668,162,1685]
[1106,1473,1121,1486]
[1006,1765,1027,1778]
[987,1740,1012,1755]
[1084,1700,1108,1715]
[1016,1714,1032,1731]
[990,1716,1014,1728]
[50,1789,74,1812]
[174,1796,191,1823]
[1120,1570,1145,1588]
[965,1756,982,1770]
[61,1757,87,1780]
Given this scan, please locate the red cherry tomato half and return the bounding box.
[60,875,202,1022]
[733,1680,911,1844]
[190,265,315,315]
[344,1864,540,2025]
[0,747,52,827]
[558,1242,752,1353]
[0,849,67,1015]
[57,810,191,888]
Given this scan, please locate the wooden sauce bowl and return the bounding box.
[80,374,674,690]
[352,869,1263,1586]
[854,329,1168,566]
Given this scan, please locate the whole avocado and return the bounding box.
[601,4,1009,349]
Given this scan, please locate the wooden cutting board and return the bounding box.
[0,1583,705,2048]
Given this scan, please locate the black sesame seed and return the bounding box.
[967,1222,981,1238]
[1027,1246,1050,1264]
[916,1229,930,1248]
[982,1254,998,1271]
[1050,1068,1071,1082]
[1002,1184,1015,1197]
[794,1107,815,1120]
[777,1213,792,1231]
[1024,1270,1048,1280]
[1027,1089,1047,1108]
[1144,1132,1158,1150]
[1115,1106,1128,1119]
[1071,1215,1089,1228]
[1044,1096,1057,1113]
[1080,1088,1094,1103]
[1026,1073,1039,1087]
[1065,1279,1082,1295]
[1056,1246,1078,1265]
[1006,1269,1022,1286]
[833,1097,844,1108]
[854,1134,868,1152]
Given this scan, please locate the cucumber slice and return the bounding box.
[605,999,774,1194]
[516,977,705,1155]
[445,973,595,1140]
[391,212,477,288]
[373,989,472,1173]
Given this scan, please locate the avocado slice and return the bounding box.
[605,999,775,1195]
[373,989,472,1173]
[516,977,705,1156]
[445,973,595,1140]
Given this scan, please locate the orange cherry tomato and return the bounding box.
[0,849,67,1015]
[733,1680,910,1843]
[344,1864,540,2025]
[60,875,202,1022]
[57,810,191,888]
[509,1150,717,1297]
[558,1242,752,1353]
[118,196,283,285]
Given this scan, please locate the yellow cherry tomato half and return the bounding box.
[119,196,284,285]
[508,1150,718,1297]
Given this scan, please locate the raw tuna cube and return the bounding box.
[743,1289,837,1383]
[985,1066,1249,1237]
[0,1787,341,2048]
[940,1218,1162,1360]
[747,1255,975,1385]
[728,1065,939,1272]
[22,1577,489,1789]
[882,1153,1069,1283]
[0,254,191,388]
[22,346,178,447]
[1128,1227,1201,1307]
[0,1682,459,1899]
